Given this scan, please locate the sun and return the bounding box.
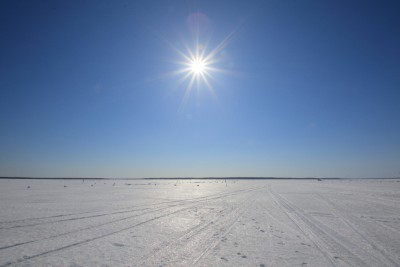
[190,57,206,75]
[168,27,240,111]
[174,49,214,94]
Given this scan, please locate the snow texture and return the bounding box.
[1,179,400,266]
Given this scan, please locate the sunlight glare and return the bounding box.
[165,18,244,114]
[190,58,206,75]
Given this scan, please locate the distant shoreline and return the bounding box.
[0,177,399,180]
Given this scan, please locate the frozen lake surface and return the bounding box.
[1,178,400,266]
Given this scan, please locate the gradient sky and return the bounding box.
[1,0,400,178]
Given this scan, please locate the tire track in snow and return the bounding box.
[136,206,234,264]
[0,187,262,266]
[364,217,400,236]
[138,189,261,266]
[192,193,257,266]
[0,211,93,224]
[330,192,400,213]
[0,206,195,267]
[267,186,343,267]
[0,187,262,252]
[269,186,389,267]
[0,203,192,251]
[0,206,156,230]
[0,187,256,230]
[314,193,400,266]
[256,194,299,267]
[0,186,262,230]
[319,189,399,207]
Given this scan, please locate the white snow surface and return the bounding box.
[1,178,400,267]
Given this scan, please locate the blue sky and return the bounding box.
[1,0,399,178]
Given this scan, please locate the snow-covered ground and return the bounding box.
[1,178,400,267]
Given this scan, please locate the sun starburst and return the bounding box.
[164,18,243,113]
[190,57,206,75]
[174,43,220,98]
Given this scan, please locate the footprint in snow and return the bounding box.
[220,257,228,262]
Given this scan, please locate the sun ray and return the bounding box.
[178,73,197,115]
[166,20,246,109]
[173,44,215,96]
[200,71,215,95]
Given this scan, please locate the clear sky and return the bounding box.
[1,0,399,178]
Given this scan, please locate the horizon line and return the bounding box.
[1,176,399,180]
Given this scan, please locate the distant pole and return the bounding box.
[225,179,227,187]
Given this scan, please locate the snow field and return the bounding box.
[0,179,400,266]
